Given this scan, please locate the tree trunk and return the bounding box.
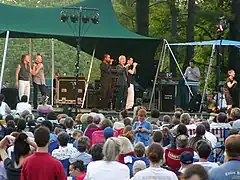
[184,0,195,70]
[169,0,177,76]
[136,0,149,36]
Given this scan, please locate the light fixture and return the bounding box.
[70,14,78,23]
[82,15,90,23]
[60,11,69,22]
[91,13,99,24]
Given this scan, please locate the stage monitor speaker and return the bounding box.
[1,88,18,109]
[160,85,175,112]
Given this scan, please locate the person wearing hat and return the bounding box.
[179,151,194,173]
[184,59,200,96]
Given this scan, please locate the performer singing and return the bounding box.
[126,57,138,110]
[225,69,237,110]
[100,54,113,109]
[32,54,46,109]
[115,55,129,111]
[184,59,200,95]
[15,54,32,102]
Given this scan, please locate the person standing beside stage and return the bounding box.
[184,59,200,95]
[115,55,129,111]
[126,57,138,110]
[224,69,237,110]
[32,54,47,109]
[15,54,32,102]
[100,54,113,110]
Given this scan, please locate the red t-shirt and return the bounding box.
[20,152,66,180]
[76,172,86,180]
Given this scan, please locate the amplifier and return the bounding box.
[57,77,86,105]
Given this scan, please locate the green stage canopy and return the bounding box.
[0,0,161,87]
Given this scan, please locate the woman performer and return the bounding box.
[225,69,237,110]
[15,54,32,102]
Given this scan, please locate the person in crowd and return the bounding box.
[100,119,113,130]
[5,115,14,123]
[132,109,153,146]
[85,137,130,180]
[147,109,160,125]
[90,143,103,161]
[133,98,143,119]
[209,134,240,180]
[201,121,217,148]
[182,164,208,180]
[126,57,138,110]
[104,127,114,140]
[210,112,232,129]
[194,141,219,171]
[52,132,77,160]
[179,151,194,173]
[20,126,66,180]
[188,124,206,150]
[152,130,163,147]
[32,54,47,109]
[115,55,129,111]
[117,136,135,164]
[224,69,237,110]
[16,119,34,138]
[123,117,132,127]
[0,94,11,120]
[84,116,100,142]
[132,143,178,180]
[162,115,171,128]
[64,117,75,136]
[230,107,240,121]
[16,95,32,115]
[72,130,83,148]
[0,133,37,180]
[133,142,150,167]
[69,136,92,165]
[180,113,197,134]
[15,54,31,102]
[69,160,86,180]
[132,160,146,177]
[93,115,101,127]
[184,59,200,95]
[37,95,53,114]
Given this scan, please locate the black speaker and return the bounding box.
[186,93,202,112]
[160,85,175,112]
[1,88,19,109]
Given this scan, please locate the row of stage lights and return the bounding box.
[60,11,99,24]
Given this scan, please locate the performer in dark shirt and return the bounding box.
[115,55,129,111]
[224,69,237,110]
[100,54,113,109]
[126,57,138,110]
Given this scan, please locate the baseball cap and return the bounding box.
[104,127,114,139]
[180,151,194,164]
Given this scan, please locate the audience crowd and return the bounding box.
[0,94,239,180]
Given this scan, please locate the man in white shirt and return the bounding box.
[202,121,217,148]
[16,95,32,115]
[210,112,232,129]
[52,132,77,160]
[194,141,219,171]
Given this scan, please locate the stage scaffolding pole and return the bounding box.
[51,39,55,106]
[81,47,96,108]
[0,31,10,92]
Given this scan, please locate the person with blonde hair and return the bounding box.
[117,136,135,163]
[115,55,129,111]
[85,137,130,180]
[224,69,237,110]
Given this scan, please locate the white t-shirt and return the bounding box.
[205,131,217,148]
[132,167,178,180]
[194,161,219,171]
[52,144,77,160]
[85,160,129,180]
[16,102,32,115]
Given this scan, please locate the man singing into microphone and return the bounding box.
[126,57,138,110]
[115,55,129,111]
[100,54,113,110]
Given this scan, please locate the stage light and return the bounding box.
[60,11,69,23]
[70,14,78,23]
[91,13,99,24]
[82,15,90,23]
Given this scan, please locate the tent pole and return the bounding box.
[149,40,166,110]
[0,31,10,92]
[165,39,193,96]
[81,47,96,108]
[199,44,216,112]
[51,39,55,106]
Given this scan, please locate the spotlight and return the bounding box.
[91,13,99,24]
[60,11,69,23]
[82,15,90,23]
[70,14,78,23]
